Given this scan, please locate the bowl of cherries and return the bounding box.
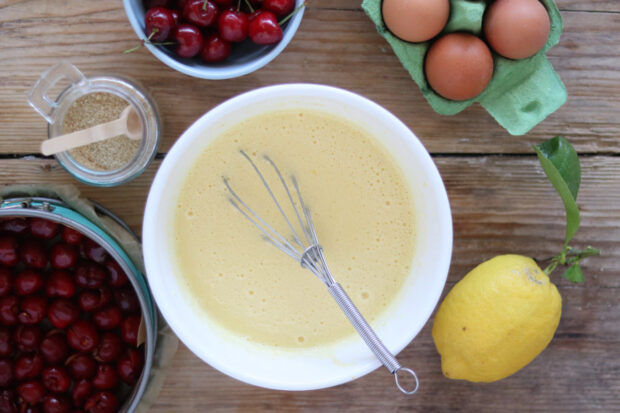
[123,0,306,79]
[0,207,154,413]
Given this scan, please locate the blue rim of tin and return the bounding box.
[0,197,156,413]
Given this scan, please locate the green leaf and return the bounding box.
[535,136,581,199]
[562,263,585,283]
[534,137,581,246]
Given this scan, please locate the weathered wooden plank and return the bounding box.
[295,0,620,13]
[0,153,617,410]
[150,284,620,412]
[1,5,620,154]
[0,155,616,288]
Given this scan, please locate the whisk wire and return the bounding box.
[223,150,418,395]
[223,177,301,261]
[239,150,305,249]
[263,155,313,248]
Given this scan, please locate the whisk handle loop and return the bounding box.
[327,282,419,395]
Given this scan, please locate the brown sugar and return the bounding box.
[63,92,141,171]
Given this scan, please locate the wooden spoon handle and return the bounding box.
[41,117,127,156]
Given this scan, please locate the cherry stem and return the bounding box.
[279,1,307,26]
[202,0,208,11]
[123,30,174,54]
[244,0,254,12]
[237,0,241,12]
[124,30,158,54]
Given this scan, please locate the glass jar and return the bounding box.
[28,61,161,186]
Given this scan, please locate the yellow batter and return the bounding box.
[173,110,415,348]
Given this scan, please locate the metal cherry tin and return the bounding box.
[0,197,156,413]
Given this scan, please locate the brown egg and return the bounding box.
[424,33,494,101]
[382,0,450,43]
[484,0,551,60]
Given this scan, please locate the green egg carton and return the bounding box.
[362,0,567,135]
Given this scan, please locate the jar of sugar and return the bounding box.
[28,61,161,186]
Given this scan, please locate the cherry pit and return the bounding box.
[0,216,145,413]
[139,0,304,63]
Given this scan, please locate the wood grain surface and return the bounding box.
[0,0,619,411]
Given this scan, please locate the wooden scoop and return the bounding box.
[41,106,142,156]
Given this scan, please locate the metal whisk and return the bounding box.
[223,150,419,395]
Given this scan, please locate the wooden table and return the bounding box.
[1,0,619,411]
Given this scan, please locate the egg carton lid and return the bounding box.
[362,0,567,135]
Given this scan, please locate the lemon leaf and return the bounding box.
[534,137,581,247]
[562,263,585,283]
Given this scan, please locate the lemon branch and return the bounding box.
[534,137,601,283]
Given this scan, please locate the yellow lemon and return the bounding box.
[432,254,562,382]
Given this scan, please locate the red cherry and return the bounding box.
[0,358,13,386]
[75,261,106,289]
[18,296,47,324]
[145,7,177,42]
[0,389,17,413]
[48,299,79,329]
[50,244,78,269]
[1,218,29,235]
[183,0,218,28]
[80,239,107,265]
[14,269,45,296]
[92,306,122,330]
[263,0,294,17]
[14,352,44,380]
[67,354,97,380]
[83,391,118,413]
[0,327,12,357]
[67,321,99,352]
[78,288,111,312]
[172,24,204,58]
[42,366,71,392]
[0,268,12,297]
[92,364,118,390]
[248,11,282,44]
[17,380,46,405]
[30,218,59,240]
[104,259,128,288]
[114,287,140,314]
[94,333,122,363]
[0,296,19,326]
[0,235,19,267]
[20,239,48,269]
[46,270,76,298]
[121,314,141,347]
[71,379,93,408]
[248,9,261,20]
[14,324,42,352]
[43,394,71,413]
[117,348,144,384]
[61,226,83,245]
[40,333,69,364]
[22,405,43,413]
[200,33,232,62]
[218,10,249,42]
[170,9,180,25]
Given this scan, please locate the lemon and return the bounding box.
[432,254,562,382]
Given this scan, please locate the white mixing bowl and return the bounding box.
[143,84,452,391]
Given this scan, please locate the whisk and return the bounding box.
[223,150,419,395]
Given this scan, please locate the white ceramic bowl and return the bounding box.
[123,0,305,80]
[143,84,452,391]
